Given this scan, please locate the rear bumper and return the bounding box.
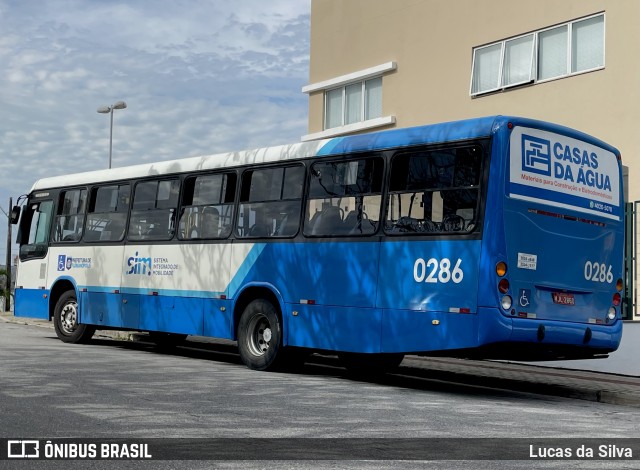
[475,307,623,359]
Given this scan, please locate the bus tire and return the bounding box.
[53,290,95,344]
[339,352,405,376]
[237,299,284,371]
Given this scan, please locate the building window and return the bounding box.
[324,77,383,130]
[301,62,396,141]
[471,13,604,96]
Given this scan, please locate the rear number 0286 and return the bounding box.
[584,261,613,284]
[414,258,463,284]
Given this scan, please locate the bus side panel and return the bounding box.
[229,241,382,352]
[14,288,50,319]
[14,258,50,319]
[379,309,480,353]
[376,240,482,312]
[285,304,382,353]
[81,291,127,328]
[203,298,233,339]
[139,296,203,335]
[229,242,380,308]
[121,243,232,334]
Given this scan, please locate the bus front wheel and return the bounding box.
[237,299,283,371]
[53,290,95,344]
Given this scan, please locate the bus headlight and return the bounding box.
[607,308,616,321]
[501,295,512,310]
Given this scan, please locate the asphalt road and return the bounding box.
[2,321,640,469]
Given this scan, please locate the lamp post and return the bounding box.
[97,100,127,169]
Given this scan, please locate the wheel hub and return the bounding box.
[60,302,78,334]
[263,328,272,343]
[247,314,272,357]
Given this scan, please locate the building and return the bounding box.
[302,0,639,319]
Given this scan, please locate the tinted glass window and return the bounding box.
[236,165,304,238]
[52,189,87,243]
[85,185,130,242]
[304,157,383,236]
[179,172,236,240]
[129,179,180,241]
[386,145,482,234]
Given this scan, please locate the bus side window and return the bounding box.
[52,189,87,243]
[178,172,236,240]
[236,165,304,238]
[85,185,130,242]
[304,157,383,237]
[128,179,179,241]
[385,146,481,234]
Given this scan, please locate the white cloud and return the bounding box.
[0,0,311,261]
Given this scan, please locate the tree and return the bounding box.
[0,268,10,311]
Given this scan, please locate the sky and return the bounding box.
[0,0,311,264]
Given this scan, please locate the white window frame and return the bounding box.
[324,78,382,129]
[302,62,396,141]
[470,12,604,97]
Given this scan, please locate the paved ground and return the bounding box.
[2,312,639,406]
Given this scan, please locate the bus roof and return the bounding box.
[29,115,618,191]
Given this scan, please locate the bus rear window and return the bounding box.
[385,145,482,234]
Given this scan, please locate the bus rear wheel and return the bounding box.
[53,290,95,344]
[237,299,283,371]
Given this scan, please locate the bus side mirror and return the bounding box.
[10,206,21,224]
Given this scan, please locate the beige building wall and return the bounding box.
[306,0,640,203]
[305,0,640,319]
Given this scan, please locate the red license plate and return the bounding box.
[552,292,575,305]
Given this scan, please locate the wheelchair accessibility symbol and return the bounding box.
[519,289,531,307]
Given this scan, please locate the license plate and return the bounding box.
[552,292,575,305]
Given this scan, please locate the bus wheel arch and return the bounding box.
[233,286,287,371]
[233,286,284,341]
[49,279,77,321]
[50,281,95,344]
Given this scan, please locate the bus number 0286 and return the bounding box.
[414,258,463,284]
[584,261,613,283]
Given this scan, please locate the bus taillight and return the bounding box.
[498,279,509,294]
[612,293,621,306]
[616,279,623,292]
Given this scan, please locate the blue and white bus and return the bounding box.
[11,116,625,371]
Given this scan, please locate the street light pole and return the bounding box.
[4,197,11,312]
[97,101,127,169]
